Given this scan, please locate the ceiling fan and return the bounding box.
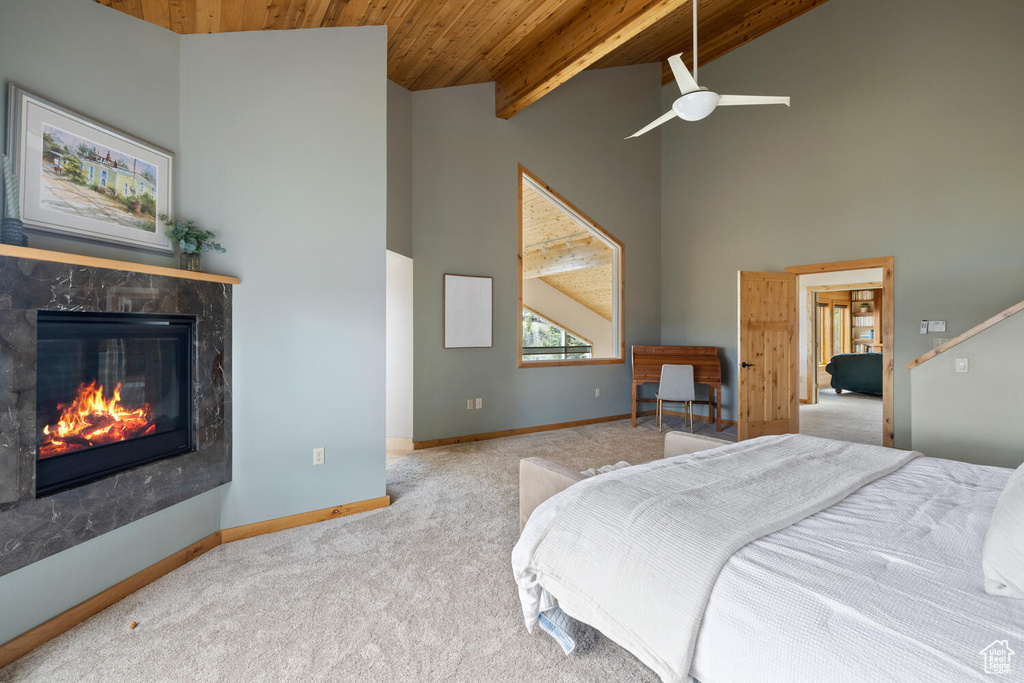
[627,0,790,138]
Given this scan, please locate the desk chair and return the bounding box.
[657,364,696,433]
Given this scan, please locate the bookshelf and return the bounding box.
[851,289,882,353]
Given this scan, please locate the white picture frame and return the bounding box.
[444,274,493,349]
[6,84,173,252]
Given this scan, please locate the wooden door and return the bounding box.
[738,271,799,440]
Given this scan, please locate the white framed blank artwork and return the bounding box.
[444,274,493,349]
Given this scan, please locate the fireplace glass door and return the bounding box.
[36,311,194,495]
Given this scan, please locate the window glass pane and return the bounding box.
[817,304,829,364]
[522,309,592,361]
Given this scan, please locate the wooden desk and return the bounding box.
[631,345,723,431]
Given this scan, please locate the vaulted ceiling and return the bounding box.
[94,0,830,118]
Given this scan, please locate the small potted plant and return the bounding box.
[160,214,225,272]
[1,154,27,246]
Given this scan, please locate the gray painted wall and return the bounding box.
[660,0,1024,448]
[912,312,1024,469]
[411,65,663,442]
[387,81,413,258]
[0,0,214,643]
[0,0,179,268]
[178,27,388,528]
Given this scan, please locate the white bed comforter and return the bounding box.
[691,456,1024,683]
[512,434,918,683]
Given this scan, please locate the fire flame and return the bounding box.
[39,382,155,459]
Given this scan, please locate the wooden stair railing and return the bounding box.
[906,298,1024,369]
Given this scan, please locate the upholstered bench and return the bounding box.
[519,431,731,531]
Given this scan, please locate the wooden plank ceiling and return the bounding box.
[522,183,613,320]
[95,0,830,118]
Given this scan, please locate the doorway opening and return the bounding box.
[787,258,894,447]
[386,250,414,466]
[736,258,893,447]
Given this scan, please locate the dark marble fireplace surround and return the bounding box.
[0,253,232,577]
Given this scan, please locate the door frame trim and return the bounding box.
[786,258,894,447]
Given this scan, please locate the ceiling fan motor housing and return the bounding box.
[673,90,720,121]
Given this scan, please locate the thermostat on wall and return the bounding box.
[927,320,947,333]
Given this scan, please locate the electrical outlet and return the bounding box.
[595,388,600,397]
[313,447,325,466]
[920,320,929,334]
[933,337,951,349]
[955,358,969,373]
[467,399,473,410]
[475,397,483,409]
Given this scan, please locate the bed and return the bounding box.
[512,434,1024,683]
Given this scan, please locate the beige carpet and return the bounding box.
[1,418,735,683]
[799,389,882,446]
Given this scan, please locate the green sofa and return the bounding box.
[825,353,883,396]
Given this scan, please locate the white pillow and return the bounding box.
[983,461,1024,599]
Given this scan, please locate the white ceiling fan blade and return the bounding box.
[717,95,791,107]
[667,53,699,95]
[626,110,678,139]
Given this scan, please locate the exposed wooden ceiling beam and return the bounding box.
[493,0,684,120]
[590,0,831,86]
[523,241,612,279]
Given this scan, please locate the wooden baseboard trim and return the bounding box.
[0,495,390,669]
[0,531,222,668]
[220,496,391,543]
[413,413,634,450]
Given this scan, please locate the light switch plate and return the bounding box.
[920,320,929,334]
[955,358,969,373]
[928,320,947,333]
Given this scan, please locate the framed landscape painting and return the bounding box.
[6,85,173,252]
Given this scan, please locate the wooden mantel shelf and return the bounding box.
[906,298,1024,369]
[0,244,239,285]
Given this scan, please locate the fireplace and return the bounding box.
[35,311,195,496]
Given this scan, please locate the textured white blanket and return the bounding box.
[512,434,919,683]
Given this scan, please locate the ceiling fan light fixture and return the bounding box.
[672,90,720,121]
